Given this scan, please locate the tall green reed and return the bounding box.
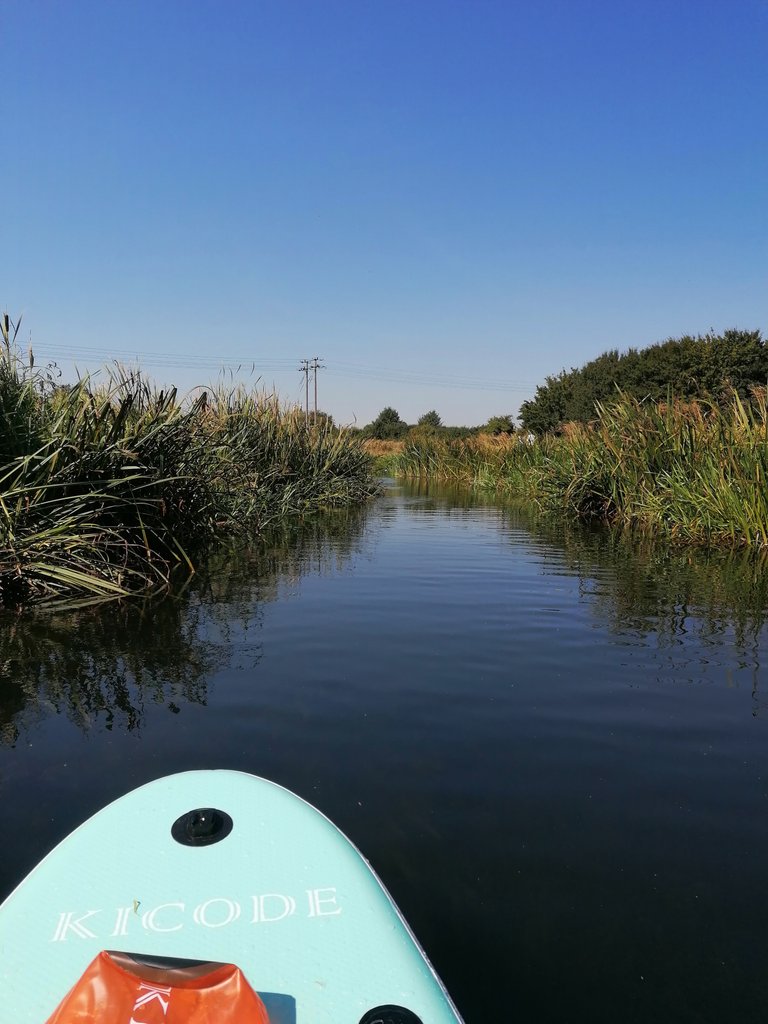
[0,345,377,605]
[390,392,768,548]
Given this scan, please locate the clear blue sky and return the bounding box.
[4,0,766,426]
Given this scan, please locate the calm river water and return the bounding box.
[2,479,768,1023]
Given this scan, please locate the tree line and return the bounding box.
[360,407,515,439]
[519,329,768,434]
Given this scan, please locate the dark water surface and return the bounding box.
[2,480,768,1023]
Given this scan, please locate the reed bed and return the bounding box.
[0,343,376,605]
[391,392,768,548]
[393,432,548,493]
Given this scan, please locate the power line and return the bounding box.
[29,342,538,393]
[32,344,297,372]
[330,359,537,388]
[326,367,533,392]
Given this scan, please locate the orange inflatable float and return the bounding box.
[44,950,271,1024]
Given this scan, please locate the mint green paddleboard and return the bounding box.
[0,770,463,1023]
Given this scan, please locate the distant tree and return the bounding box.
[366,406,408,439]
[519,329,768,434]
[485,414,516,436]
[312,410,334,428]
[417,410,442,429]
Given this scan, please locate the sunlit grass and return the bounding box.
[0,340,377,605]
[390,393,768,548]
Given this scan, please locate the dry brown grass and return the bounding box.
[467,431,518,450]
[363,438,405,456]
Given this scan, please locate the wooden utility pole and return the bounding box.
[299,359,310,425]
[311,356,324,425]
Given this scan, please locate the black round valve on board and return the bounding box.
[358,1006,424,1024]
[171,807,233,846]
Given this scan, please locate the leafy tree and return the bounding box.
[519,372,573,434]
[519,329,768,434]
[417,410,442,429]
[485,414,516,435]
[366,406,408,439]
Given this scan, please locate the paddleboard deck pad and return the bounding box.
[0,770,463,1023]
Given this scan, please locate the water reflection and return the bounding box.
[523,514,768,644]
[517,511,768,704]
[0,506,372,746]
[400,480,768,641]
[3,483,768,745]
[0,596,216,744]
[394,480,768,708]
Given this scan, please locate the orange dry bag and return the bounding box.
[44,950,271,1023]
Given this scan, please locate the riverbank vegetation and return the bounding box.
[519,329,768,433]
[390,389,768,548]
[0,331,376,606]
